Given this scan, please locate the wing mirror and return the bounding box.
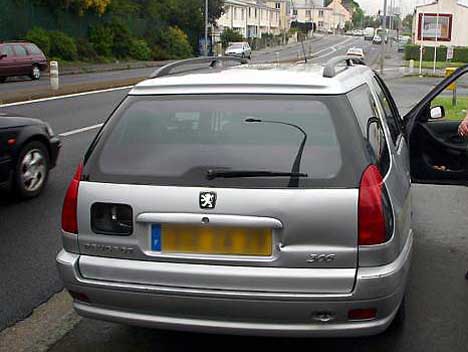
[430,106,446,120]
[0,54,7,60]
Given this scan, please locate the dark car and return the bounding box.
[0,113,60,198]
[0,41,48,83]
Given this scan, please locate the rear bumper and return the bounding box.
[57,233,413,337]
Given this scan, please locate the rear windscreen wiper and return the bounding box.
[206,169,308,180]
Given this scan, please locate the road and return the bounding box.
[0,35,467,351]
[0,34,379,98]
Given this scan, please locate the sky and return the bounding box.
[356,0,468,16]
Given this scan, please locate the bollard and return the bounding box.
[409,59,414,74]
[50,61,59,90]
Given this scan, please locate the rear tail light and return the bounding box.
[91,203,133,235]
[358,165,393,245]
[61,163,83,234]
[348,308,377,321]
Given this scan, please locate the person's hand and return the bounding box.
[458,115,468,137]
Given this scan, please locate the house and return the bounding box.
[413,0,468,47]
[291,0,330,32]
[265,1,291,33]
[290,0,351,32]
[216,0,281,39]
[326,0,352,30]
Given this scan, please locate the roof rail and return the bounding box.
[149,56,247,79]
[322,55,365,78]
[0,40,29,44]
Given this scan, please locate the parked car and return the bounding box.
[0,41,48,83]
[57,56,468,337]
[0,113,60,198]
[346,47,365,59]
[225,42,251,59]
[373,35,383,45]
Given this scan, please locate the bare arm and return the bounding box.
[458,113,468,137]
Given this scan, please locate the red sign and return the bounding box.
[418,13,453,41]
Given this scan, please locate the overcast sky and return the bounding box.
[355,0,468,16]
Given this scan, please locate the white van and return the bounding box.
[364,27,375,41]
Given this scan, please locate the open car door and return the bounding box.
[405,65,468,186]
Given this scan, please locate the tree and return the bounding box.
[362,15,380,28]
[220,28,243,48]
[402,14,413,32]
[144,0,225,53]
[352,7,364,28]
[344,21,352,32]
[33,0,112,15]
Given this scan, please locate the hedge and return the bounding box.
[405,44,468,63]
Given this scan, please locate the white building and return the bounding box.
[413,0,468,47]
[217,0,281,39]
[291,0,351,32]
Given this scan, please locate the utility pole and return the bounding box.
[389,0,393,47]
[380,0,388,75]
[205,0,209,56]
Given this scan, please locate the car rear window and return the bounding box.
[84,95,368,188]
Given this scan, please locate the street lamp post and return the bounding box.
[380,0,388,75]
[205,0,209,56]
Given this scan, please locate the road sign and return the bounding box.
[447,46,454,61]
[446,67,457,91]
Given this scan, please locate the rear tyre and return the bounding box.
[30,65,41,80]
[14,141,50,198]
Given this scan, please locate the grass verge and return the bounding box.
[432,96,468,120]
[406,61,467,70]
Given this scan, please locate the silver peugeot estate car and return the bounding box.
[57,57,468,337]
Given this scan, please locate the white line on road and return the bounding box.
[0,85,133,108]
[309,36,356,61]
[59,123,104,137]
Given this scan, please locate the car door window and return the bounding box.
[0,45,15,57]
[408,69,468,184]
[13,45,28,57]
[348,84,390,175]
[372,77,402,145]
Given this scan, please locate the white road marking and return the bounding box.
[309,37,357,61]
[0,85,134,108]
[59,123,103,137]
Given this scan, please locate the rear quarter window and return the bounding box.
[347,85,391,174]
[84,95,369,189]
[25,44,43,55]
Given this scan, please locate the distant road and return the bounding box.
[0,35,378,98]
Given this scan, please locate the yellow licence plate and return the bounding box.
[156,224,272,256]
